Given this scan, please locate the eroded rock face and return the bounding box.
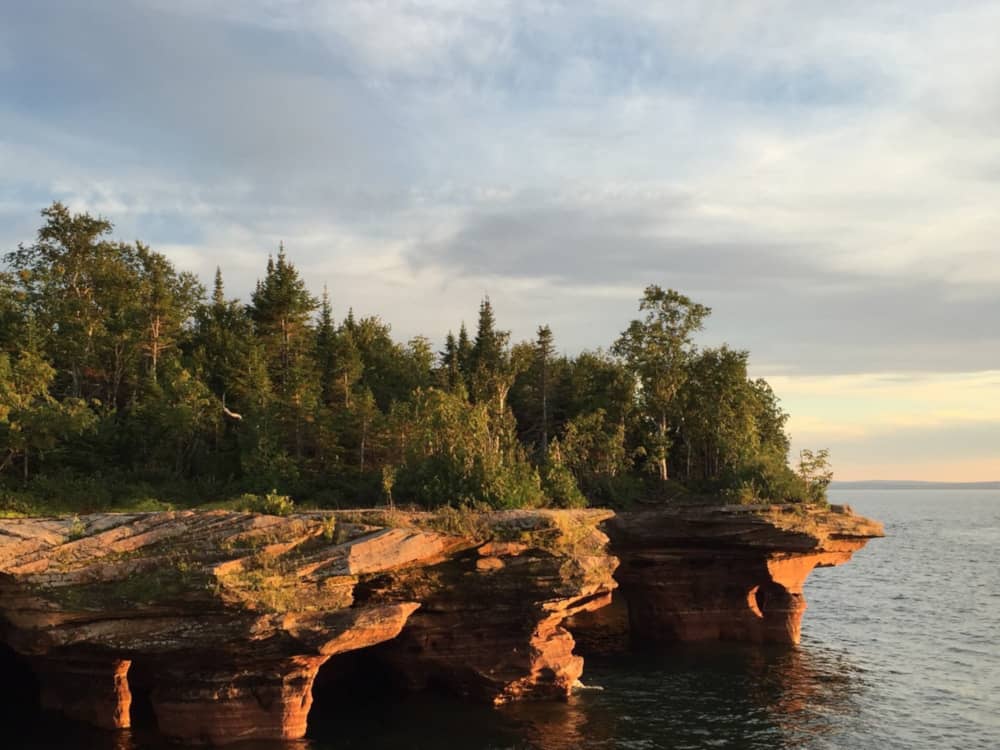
[0,504,880,742]
[361,512,617,703]
[0,509,617,745]
[569,504,883,649]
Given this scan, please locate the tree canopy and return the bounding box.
[0,203,829,513]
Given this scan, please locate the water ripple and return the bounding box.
[6,490,999,750]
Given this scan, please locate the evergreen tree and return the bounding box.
[536,325,555,457]
[192,268,253,404]
[0,203,825,511]
[471,297,504,377]
[249,245,319,391]
[332,325,362,408]
[469,297,515,406]
[456,322,473,383]
[315,286,338,407]
[404,335,435,394]
[248,246,319,459]
[439,331,462,390]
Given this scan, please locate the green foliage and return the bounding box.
[613,286,711,481]
[421,503,492,539]
[66,514,87,540]
[540,442,587,509]
[0,203,831,513]
[381,465,396,508]
[560,410,629,484]
[249,245,318,394]
[388,388,545,509]
[237,490,295,516]
[673,346,763,482]
[0,349,97,478]
[724,447,816,504]
[797,448,834,504]
[320,515,337,542]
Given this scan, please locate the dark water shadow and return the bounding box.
[300,641,867,750]
[0,639,867,750]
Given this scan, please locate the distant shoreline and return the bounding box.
[831,480,1000,490]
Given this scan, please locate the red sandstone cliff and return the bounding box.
[569,503,883,650]
[0,504,882,745]
[0,509,617,745]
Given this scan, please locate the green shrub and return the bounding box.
[237,490,295,516]
[67,515,87,540]
[541,460,587,509]
[723,448,826,505]
[320,515,337,542]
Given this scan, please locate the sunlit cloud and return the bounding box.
[771,371,1000,481]
[1,0,998,479]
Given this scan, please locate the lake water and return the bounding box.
[6,490,999,749]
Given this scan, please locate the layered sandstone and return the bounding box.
[361,519,615,703]
[0,508,617,745]
[569,504,883,649]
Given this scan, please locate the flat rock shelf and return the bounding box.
[0,505,882,745]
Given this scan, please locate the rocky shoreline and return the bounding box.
[0,505,882,745]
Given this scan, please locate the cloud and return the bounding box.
[777,370,1000,480]
[0,0,418,195]
[1,2,999,480]
[777,370,1000,431]
[809,421,1000,482]
[407,193,1000,373]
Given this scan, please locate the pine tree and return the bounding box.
[1,202,815,510]
[469,297,515,407]
[536,325,555,457]
[212,267,225,307]
[332,326,362,409]
[456,322,473,384]
[249,244,318,391]
[248,246,319,459]
[315,286,338,407]
[193,268,252,403]
[471,296,504,376]
[342,307,357,334]
[439,331,461,390]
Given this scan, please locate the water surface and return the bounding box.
[7,490,999,749]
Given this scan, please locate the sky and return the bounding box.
[1,0,998,481]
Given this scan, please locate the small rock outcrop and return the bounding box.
[0,509,617,745]
[569,504,883,649]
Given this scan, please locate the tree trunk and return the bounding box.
[280,318,290,390]
[295,401,303,460]
[359,421,367,473]
[150,315,161,385]
[541,359,548,457]
[658,415,669,481]
[70,362,82,399]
